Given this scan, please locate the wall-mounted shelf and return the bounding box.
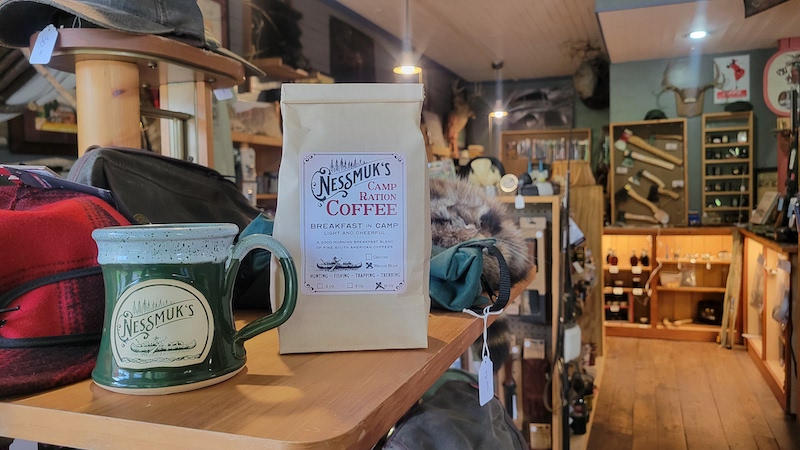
[251,57,310,81]
[701,111,753,225]
[231,132,282,211]
[499,128,592,178]
[231,132,281,148]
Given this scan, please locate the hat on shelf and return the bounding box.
[644,109,667,120]
[0,0,265,77]
[0,179,130,397]
[724,101,753,112]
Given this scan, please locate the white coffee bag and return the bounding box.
[271,84,430,353]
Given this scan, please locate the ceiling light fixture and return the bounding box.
[488,61,507,155]
[490,61,507,117]
[689,30,708,39]
[393,0,422,75]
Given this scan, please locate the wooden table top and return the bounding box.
[39,28,245,89]
[1,309,492,449]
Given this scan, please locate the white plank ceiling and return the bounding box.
[334,0,800,82]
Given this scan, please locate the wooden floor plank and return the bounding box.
[734,350,800,450]
[650,339,688,450]
[672,340,729,450]
[589,337,633,449]
[606,337,636,437]
[588,337,800,450]
[703,342,759,450]
[632,339,658,450]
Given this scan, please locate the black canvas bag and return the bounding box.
[382,369,527,450]
[68,146,260,229]
[67,146,269,308]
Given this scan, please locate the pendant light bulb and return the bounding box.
[393,0,421,76]
[491,98,508,118]
[490,62,507,117]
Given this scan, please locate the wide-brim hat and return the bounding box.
[0,180,130,397]
[0,0,265,78]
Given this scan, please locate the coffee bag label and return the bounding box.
[301,152,406,294]
[110,279,214,369]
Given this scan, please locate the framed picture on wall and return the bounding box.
[755,167,779,206]
[329,17,375,82]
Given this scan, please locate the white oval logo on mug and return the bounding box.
[110,279,214,369]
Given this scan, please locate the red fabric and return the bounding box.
[0,184,129,397]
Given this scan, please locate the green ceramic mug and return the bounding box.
[90,223,297,395]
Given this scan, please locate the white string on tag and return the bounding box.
[463,305,503,406]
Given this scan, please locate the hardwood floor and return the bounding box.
[588,337,800,450]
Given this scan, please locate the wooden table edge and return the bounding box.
[1,274,533,449]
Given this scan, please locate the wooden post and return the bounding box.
[75,59,141,154]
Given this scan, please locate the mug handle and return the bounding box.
[227,234,297,358]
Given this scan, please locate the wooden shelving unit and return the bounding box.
[603,227,734,342]
[251,57,309,81]
[231,132,282,211]
[499,128,591,178]
[609,118,688,227]
[701,111,753,225]
[741,229,797,413]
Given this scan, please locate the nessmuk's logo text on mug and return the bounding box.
[116,299,197,342]
[110,280,214,369]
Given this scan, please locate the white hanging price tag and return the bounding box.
[213,88,234,100]
[478,355,494,406]
[463,305,502,406]
[609,265,619,274]
[514,194,525,209]
[631,266,642,275]
[632,287,644,296]
[29,24,58,65]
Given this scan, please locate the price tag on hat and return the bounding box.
[29,24,58,65]
[213,88,234,101]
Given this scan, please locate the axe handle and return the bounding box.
[641,169,666,188]
[625,212,659,224]
[628,135,683,166]
[630,151,676,170]
[654,134,683,141]
[659,188,681,200]
[625,185,660,215]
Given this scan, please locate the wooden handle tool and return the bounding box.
[624,212,659,224]
[616,129,683,166]
[625,184,670,224]
[640,170,680,199]
[627,150,676,170]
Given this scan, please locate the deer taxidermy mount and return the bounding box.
[659,59,725,118]
[446,79,475,159]
[569,41,609,111]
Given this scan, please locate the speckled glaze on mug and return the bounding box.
[91,223,297,395]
